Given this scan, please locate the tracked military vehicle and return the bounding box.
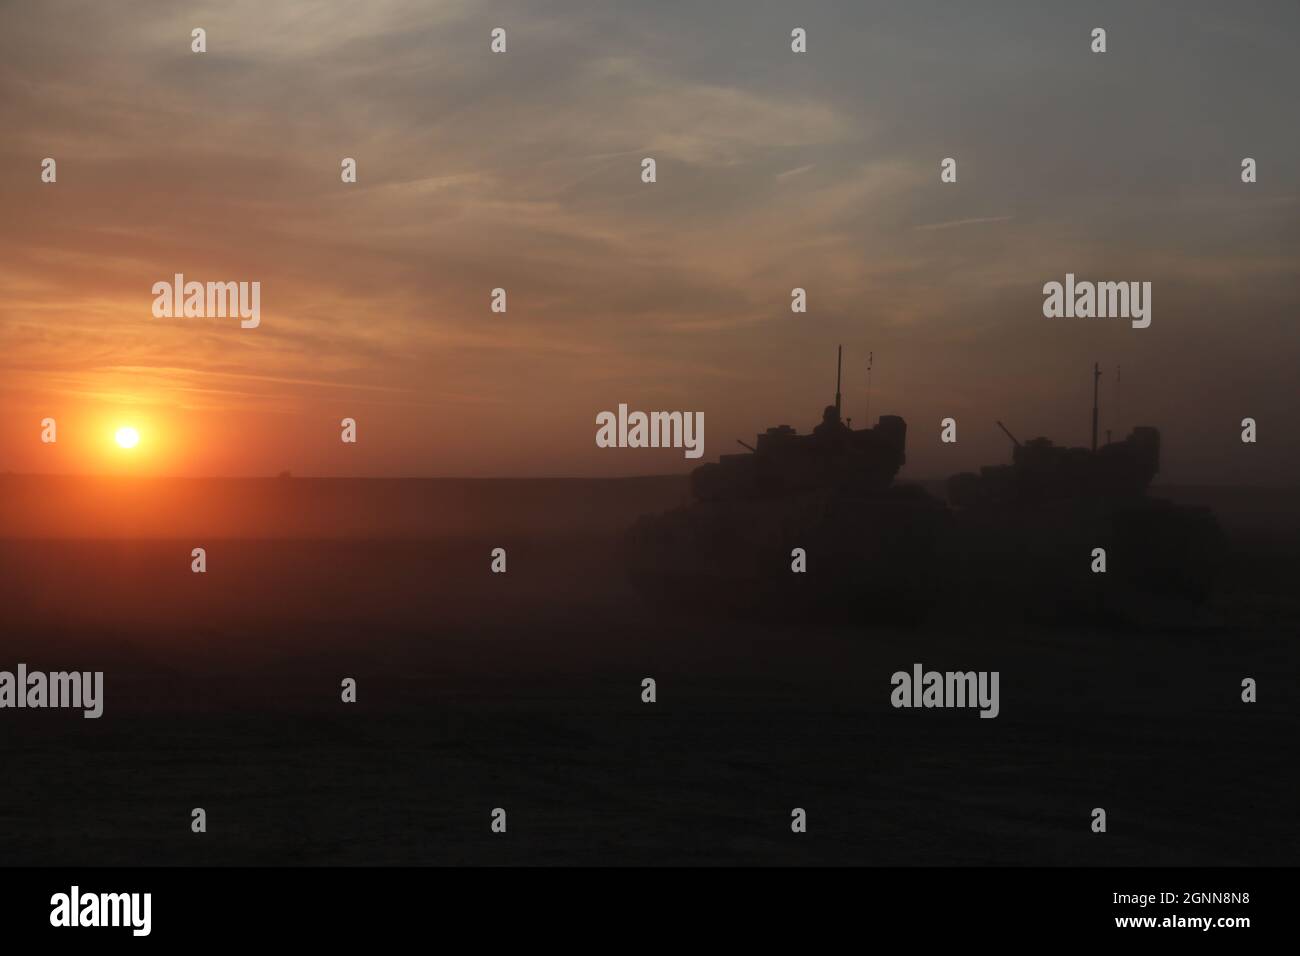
[944,363,1225,619]
[623,348,949,620]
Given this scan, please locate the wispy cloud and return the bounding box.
[914,215,1014,231]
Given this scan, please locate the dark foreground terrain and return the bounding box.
[0,477,1296,865]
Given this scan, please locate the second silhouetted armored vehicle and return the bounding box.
[944,363,1225,619]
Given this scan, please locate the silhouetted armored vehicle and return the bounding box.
[944,364,1225,619]
[691,408,907,502]
[624,348,949,621]
[947,425,1160,508]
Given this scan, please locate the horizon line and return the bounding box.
[0,471,1295,491]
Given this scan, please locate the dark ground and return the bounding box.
[0,477,1296,865]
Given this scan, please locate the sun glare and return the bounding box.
[115,426,140,449]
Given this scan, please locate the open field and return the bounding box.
[1,477,1296,865]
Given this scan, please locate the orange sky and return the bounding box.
[1,1,1297,483]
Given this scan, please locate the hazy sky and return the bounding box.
[1,0,1296,481]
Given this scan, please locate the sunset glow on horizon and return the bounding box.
[1,1,1296,484]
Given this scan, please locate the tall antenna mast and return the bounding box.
[1091,361,1101,452]
[1116,363,1122,438]
[864,351,873,425]
[835,345,842,418]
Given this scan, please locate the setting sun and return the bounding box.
[115,426,140,449]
